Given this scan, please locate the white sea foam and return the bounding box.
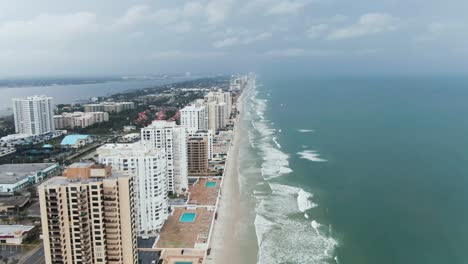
[248,84,337,263]
[298,129,315,133]
[297,189,317,212]
[255,183,338,264]
[272,137,281,149]
[297,150,327,162]
[311,220,321,235]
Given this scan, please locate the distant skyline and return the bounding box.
[1,0,468,76]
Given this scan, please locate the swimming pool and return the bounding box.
[179,212,196,223]
[205,181,217,187]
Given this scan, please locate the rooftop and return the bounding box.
[42,172,126,187]
[97,142,164,156]
[60,134,90,145]
[0,196,30,208]
[0,225,34,236]
[0,163,56,184]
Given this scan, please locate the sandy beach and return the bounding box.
[207,88,257,264]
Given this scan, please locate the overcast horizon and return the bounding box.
[1,0,468,76]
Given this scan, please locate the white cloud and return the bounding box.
[307,24,328,39]
[183,2,204,17]
[213,37,240,48]
[152,8,181,25]
[427,22,464,34]
[264,48,305,56]
[327,13,399,40]
[265,48,336,57]
[213,32,272,48]
[148,50,225,60]
[115,5,151,26]
[0,12,98,39]
[267,1,312,15]
[206,0,234,24]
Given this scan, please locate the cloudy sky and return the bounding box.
[1,0,467,76]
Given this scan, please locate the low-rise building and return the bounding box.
[83,102,135,113]
[0,131,64,147]
[0,147,15,157]
[0,225,36,245]
[0,196,30,213]
[123,125,137,132]
[54,111,109,129]
[0,163,59,193]
[60,134,93,148]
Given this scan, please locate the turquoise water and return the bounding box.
[243,76,468,264]
[179,213,196,223]
[205,181,217,187]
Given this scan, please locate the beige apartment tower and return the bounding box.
[39,162,138,264]
[187,136,209,175]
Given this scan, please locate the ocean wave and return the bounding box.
[298,188,317,213]
[298,129,315,133]
[272,137,281,149]
[297,150,327,162]
[247,83,337,263]
[255,183,338,264]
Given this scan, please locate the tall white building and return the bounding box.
[207,101,226,131]
[97,142,168,235]
[13,95,55,135]
[141,120,188,194]
[180,104,208,133]
[205,91,232,122]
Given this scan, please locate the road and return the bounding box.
[19,245,44,264]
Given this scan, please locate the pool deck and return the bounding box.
[188,178,221,207]
[160,249,205,264]
[156,207,214,249]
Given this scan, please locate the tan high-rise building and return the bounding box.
[39,162,138,264]
[187,136,209,175]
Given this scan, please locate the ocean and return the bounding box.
[239,76,468,264]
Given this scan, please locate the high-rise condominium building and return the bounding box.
[13,95,55,135]
[39,162,138,264]
[97,142,168,235]
[205,91,232,121]
[187,136,209,175]
[207,101,226,131]
[141,120,188,194]
[180,104,208,132]
[188,130,213,160]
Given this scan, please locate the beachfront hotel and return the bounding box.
[38,162,138,264]
[141,120,188,194]
[97,142,169,235]
[180,103,208,132]
[12,95,55,135]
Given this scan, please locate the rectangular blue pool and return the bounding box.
[179,212,196,223]
[205,181,217,187]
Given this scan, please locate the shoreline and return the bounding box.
[207,82,258,263]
